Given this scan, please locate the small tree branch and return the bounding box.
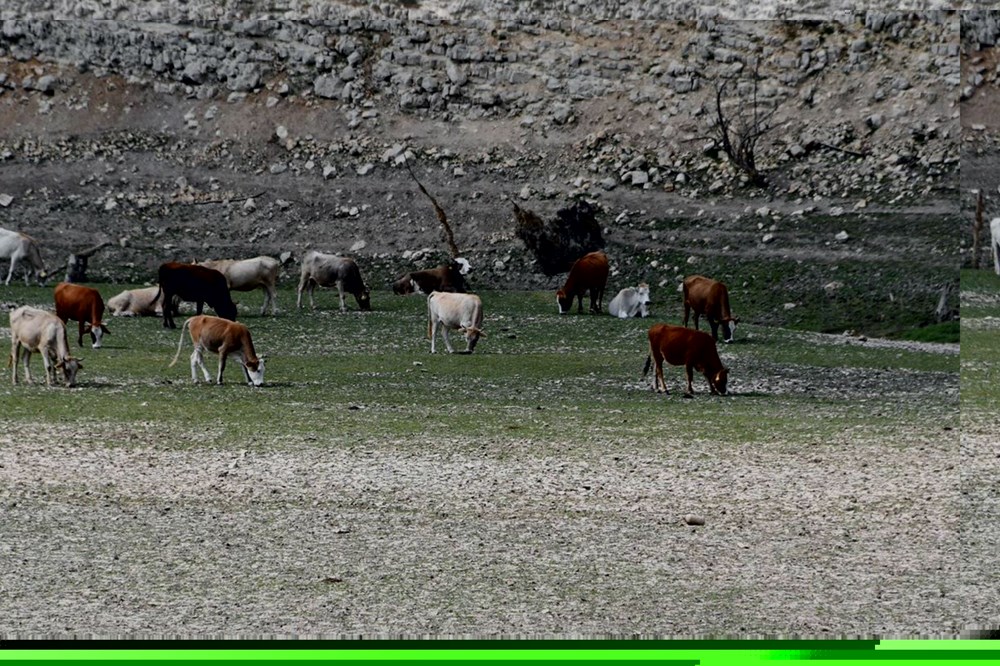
[404,160,460,258]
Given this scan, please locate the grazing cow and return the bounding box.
[681,275,740,343]
[0,227,46,286]
[9,306,82,387]
[427,291,485,354]
[54,282,110,349]
[169,314,265,386]
[297,251,371,312]
[642,323,728,396]
[608,283,651,319]
[198,256,280,315]
[556,250,609,314]
[991,218,1000,276]
[392,258,470,295]
[157,262,238,329]
[107,286,166,317]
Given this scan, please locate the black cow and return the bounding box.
[156,262,238,329]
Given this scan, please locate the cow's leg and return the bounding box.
[576,294,584,313]
[11,341,20,385]
[709,319,719,341]
[994,239,1000,275]
[682,302,690,327]
[654,354,667,393]
[441,326,454,354]
[163,291,176,328]
[216,352,227,385]
[23,349,35,385]
[191,345,211,383]
[693,312,701,331]
[4,258,15,286]
[684,364,695,396]
[263,285,277,315]
[77,321,86,347]
[430,318,437,353]
[196,301,205,315]
[39,349,53,387]
[337,282,347,312]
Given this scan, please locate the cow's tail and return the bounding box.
[150,286,163,313]
[642,354,652,378]
[168,317,193,367]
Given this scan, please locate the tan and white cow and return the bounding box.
[169,314,266,386]
[9,306,82,387]
[427,291,485,354]
[0,227,46,286]
[107,286,166,317]
[198,256,281,315]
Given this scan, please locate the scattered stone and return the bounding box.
[322,165,337,179]
[835,230,849,242]
[762,233,775,243]
[243,197,256,212]
[683,514,705,526]
[350,240,366,252]
[0,193,12,207]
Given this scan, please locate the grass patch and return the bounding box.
[0,283,957,452]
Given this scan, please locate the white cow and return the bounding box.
[198,256,281,315]
[107,286,166,317]
[297,251,371,312]
[608,283,651,319]
[991,218,1000,276]
[0,227,46,285]
[9,306,82,387]
[427,291,485,354]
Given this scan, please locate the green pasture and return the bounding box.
[961,268,1000,413]
[1,283,958,452]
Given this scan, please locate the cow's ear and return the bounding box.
[82,322,92,332]
[101,324,111,334]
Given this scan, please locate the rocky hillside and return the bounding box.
[0,4,961,332]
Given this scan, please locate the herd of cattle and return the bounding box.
[3,226,740,396]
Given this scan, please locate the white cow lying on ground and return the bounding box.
[169,314,266,386]
[427,291,485,354]
[107,286,166,317]
[608,283,651,319]
[9,306,82,387]
[198,256,281,315]
[0,227,46,286]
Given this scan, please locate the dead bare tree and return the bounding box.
[404,161,460,258]
[61,240,113,283]
[711,59,779,188]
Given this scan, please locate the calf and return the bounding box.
[556,250,609,314]
[198,256,280,315]
[157,262,238,329]
[0,227,46,286]
[54,282,110,349]
[9,306,82,387]
[608,283,651,319]
[297,251,371,312]
[681,275,740,343]
[642,323,728,396]
[107,286,165,317]
[169,314,266,386]
[427,291,485,354]
[393,258,471,295]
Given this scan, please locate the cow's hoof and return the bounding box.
[683,393,694,399]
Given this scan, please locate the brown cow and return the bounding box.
[681,275,740,343]
[157,262,238,329]
[642,323,728,396]
[393,258,470,295]
[169,314,265,386]
[54,282,110,348]
[556,250,609,314]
